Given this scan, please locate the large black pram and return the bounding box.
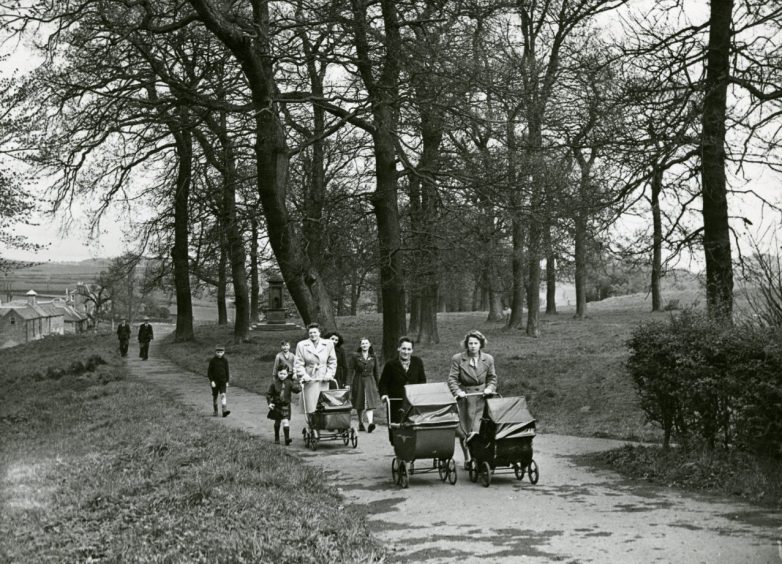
[466,396,539,487]
[302,388,358,450]
[386,382,459,488]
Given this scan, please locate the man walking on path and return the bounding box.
[138,317,154,360]
[116,318,131,357]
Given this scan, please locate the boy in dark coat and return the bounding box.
[208,345,231,417]
[266,366,302,444]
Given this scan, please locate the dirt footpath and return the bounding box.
[130,328,781,563]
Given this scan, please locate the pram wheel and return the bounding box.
[342,431,350,445]
[447,459,457,485]
[399,461,410,489]
[350,428,358,448]
[391,457,399,484]
[480,461,492,487]
[310,435,319,451]
[527,459,539,484]
[303,428,310,447]
[514,462,525,480]
[468,459,478,483]
[437,459,447,481]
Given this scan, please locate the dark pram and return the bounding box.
[386,382,459,488]
[466,396,539,487]
[302,388,358,450]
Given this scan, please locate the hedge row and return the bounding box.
[627,312,782,457]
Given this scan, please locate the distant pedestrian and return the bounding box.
[272,340,294,379]
[349,337,380,433]
[208,345,231,417]
[117,318,131,357]
[325,331,348,388]
[266,366,301,445]
[138,317,154,360]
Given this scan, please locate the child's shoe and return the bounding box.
[285,438,293,446]
[274,438,280,444]
[367,423,376,433]
[222,409,231,417]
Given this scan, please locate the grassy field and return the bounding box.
[0,333,383,563]
[162,291,706,442]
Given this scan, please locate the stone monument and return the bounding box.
[255,273,299,331]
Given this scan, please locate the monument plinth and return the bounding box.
[254,273,300,331]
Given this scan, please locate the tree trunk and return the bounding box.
[508,214,525,329]
[651,164,663,312]
[171,117,194,342]
[545,252,557,314]
[250,215,260,322]
[574,213,587,318]
[221,127,250,342]
[572,147,594,319]
[701,0,734,322]
[408,294,421,337]
[217,240,228,325]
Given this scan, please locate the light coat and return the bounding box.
[294,338,336,414]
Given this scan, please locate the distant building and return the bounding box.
[0,289,87,349]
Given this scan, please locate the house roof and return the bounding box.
[0,303,64,321]
[0,305,42,320]
[53,304,87,322]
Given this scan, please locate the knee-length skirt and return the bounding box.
[352,375,380,411]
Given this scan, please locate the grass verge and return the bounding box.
[586,445,782,510]
[0,333,383,563]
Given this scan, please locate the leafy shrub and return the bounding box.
[627,312,782,456]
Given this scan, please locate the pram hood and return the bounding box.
[484,396,536,440]
[401,382,459,426]
[316,388,352,412]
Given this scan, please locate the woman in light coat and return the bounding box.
[293,323,337,436]
[447,330,498,469]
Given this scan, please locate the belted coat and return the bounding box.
[293,338,336,414]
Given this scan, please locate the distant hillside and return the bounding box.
[3,258,112,295]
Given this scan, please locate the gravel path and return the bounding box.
[129,327,781,563]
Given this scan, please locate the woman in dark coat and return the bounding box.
[349,337,380,432]
[325,331,349,389]
[379,337,427,430]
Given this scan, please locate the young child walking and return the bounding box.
[272,340,294,379]
[266,366,301,445]
[208,345,231,417]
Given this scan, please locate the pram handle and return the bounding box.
[460,391,499,398]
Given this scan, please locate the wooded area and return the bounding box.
[1,0,781,359]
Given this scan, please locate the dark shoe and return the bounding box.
[358,423,366,432]
[274,438,280,444]
[222,409,231,417]
[285,438,293,446]
[367,423,375,434]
